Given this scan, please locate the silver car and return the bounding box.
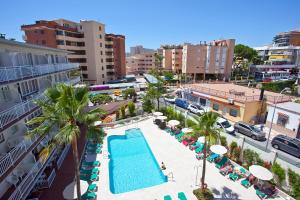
[234,121,266,141]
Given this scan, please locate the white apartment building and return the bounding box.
[0,38,79,199]
[126,53,155,75]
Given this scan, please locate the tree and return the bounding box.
[128,101,136,117]
[154,52,164,72]
[163,71,174,80]
[189,111,220,190]
[26,84,105,200]
[142,97,154,113]
[122,88,137,100]
[146,82,165,110]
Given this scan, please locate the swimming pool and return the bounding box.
[108,128,167,194]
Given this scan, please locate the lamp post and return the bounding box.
[265,87,291,151]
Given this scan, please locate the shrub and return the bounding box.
[193,188,214,200]
[128,101,136,117]
[243,149,262,167]
[187,119,197,127]
[115,109,120,120]
[220,136,227,147]
[90,94,112,104]
[142,98,154,113]
[272,162,286,185]
[120,106,126,119]
[232,146,241,162]
[229,141,238,158]
[262,80,297,95]
[122,88,137,100]
[288,169,300,198]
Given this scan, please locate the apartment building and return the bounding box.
[105,34,126,80]
[21,19,126,85]
[129,45,154,56]
[273,28,300,47]
[126,53,155,75]
[0,38,79,199]
[182,39,235,81]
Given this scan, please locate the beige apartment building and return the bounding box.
[126,53,155,75]
[21,19,126,85]
[182,39,235,81]
[160,45,183,72]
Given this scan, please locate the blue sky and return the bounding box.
[1,0,300,51]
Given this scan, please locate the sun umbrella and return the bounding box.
[249,165,273,181]
[210,145,227,155]
[63,180,89,199]
[197,136,205,143]
[94,121,102,126]
[153,112,163,117]
[182,128,193,133]
[157,116,167,120]
[168,120,180,126]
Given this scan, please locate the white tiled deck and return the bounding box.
[96,118,284,200]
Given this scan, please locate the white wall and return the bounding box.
[267,105,300,132]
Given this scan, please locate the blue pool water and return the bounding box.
[108,128,167,194]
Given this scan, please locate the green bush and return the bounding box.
[262,80,297,95]
[232,146,241,162]
[272,162,286,185]
[229,141,238,158]
[120,106,126,119]
[122,88,137,100]
[187,119,197,127]
[128,101,136,117]
[288,169,300,198]
[115,109,120,120]
[220,136,227,147]
[243,149,262,167]
[90,94,112,104]
[142,98,154,113]
[193,188,214,200]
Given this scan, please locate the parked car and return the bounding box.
[271,135,300,158]
[234,121,266,141]
[216,117,235,135]
[187,104,204,115]
[175,98,189,109]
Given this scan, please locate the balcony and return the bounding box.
[8,148,57,200]
[0,63,79,85]
[65,76,81,85]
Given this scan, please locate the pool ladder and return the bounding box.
[167,172,174,182]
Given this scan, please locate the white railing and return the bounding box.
[0,134,40,177]
[0,63,79,84]
[8,149,56,200]
[57,144,70,169]
[0,93,46,129]
[65,76,81,85]
[35,169,56,189]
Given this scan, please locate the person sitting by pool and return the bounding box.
[161,162,166,170]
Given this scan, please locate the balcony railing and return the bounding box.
[65,76,81,85]
[0,93,46,130]
[0,63,79,84]
[8,149,57,200]
[57,144,70,169]
[35,169,56,190]
[0,134,41,177]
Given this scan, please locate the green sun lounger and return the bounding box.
[82,192,97,200]
[175,132,184,139]
[229,172,240,181]
[86,148,102,154]
[256,189,268,199]
[80,168,99,175]
[241,179,251,188]
[88,183,97,192]
[195,144,204,153]
[80,174,98,181]
[207,153,219,162]
[178,192,187,200]
[164,195,172,200]
[82,161,100,167]
[215,157,228,169]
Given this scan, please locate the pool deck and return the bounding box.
[96,118,284,200]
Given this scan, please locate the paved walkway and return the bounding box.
[97,118,285,200]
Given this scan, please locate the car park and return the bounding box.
[216,117,235,135]
[234,121,266,141]
[175,98,189,109]
[271,135,300,158]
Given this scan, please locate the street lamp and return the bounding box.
[265,87,291,151]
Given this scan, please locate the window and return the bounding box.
[56,30,64,35]
[229,109,238,117]
[40,30,44,34]
[56,40,65,45]
[199,98,206,106]
[101,59,103,63]
[102,74,104,78]
[100,51,103,55]
[100,43,102,47]
[213,104,219,111]
[99,26,102,31]
[80,66,87,71]
[82,74,88,79]
[99,34,102,39]
[240,124,249,130]
[277,114,288,127]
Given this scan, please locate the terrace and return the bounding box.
[184,83,292,104]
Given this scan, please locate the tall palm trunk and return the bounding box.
[201,139,207,189]
[157,98,160,110]
[71,136,81,200]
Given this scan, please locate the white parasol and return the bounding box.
[249,165,273,181]
[157,116,167,120]
[94,121,102,126]
[197,136,205,143]
[63,180,89,199]
[168,120,180,127]
[182,128,193,133]
[153,112,163,117]
[210,145,227,155]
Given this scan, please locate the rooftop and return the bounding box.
[271,101,300,114]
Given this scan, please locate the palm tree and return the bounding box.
[190,111,220,190]
[154,52,164,72]
[26,84,105,200]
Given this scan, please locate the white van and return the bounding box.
[216,117,235,135]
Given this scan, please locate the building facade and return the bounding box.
[182,39,235,81]
[126,53,155,75]
[129,45,154,56]
[0,38,80,199]
[273,28,300,47]
[21,19,126,85]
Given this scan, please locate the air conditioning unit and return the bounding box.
[228,98,234,104]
